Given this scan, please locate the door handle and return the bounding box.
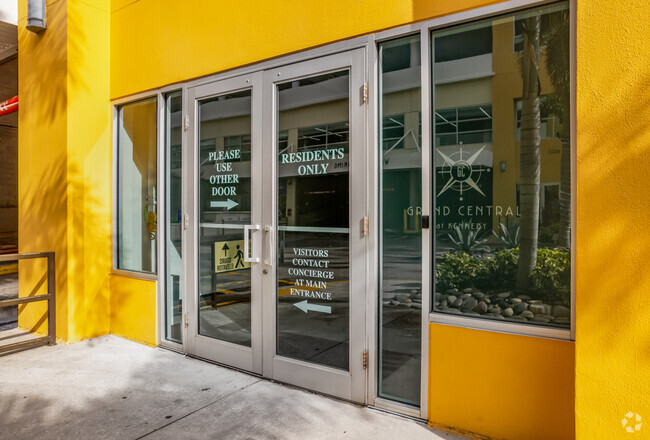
[264,225,273,266]
[244,224,260,263]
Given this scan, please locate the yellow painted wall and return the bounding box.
[110,0,505,99]
[575,0,650,438]
[18,0,111,342]
[429,324,575,440]
[109,275,157,346]
[18,0,69,339]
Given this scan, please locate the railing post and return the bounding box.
[47,252,56,345]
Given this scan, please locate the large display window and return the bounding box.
[432,2,572,330]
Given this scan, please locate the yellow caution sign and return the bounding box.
[214,240,251,273]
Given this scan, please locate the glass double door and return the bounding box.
[185,50,367,402]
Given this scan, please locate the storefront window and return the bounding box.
[116,98,158,273]
[379,34,422,405]
[432,2,571,329]
[164,91,183,342]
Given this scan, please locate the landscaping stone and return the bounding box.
[452,298,463,308]
[473,301,488,314]
[461,297,478,311]
[529,304,552,315]
[447,295,457,305]
[497,292,511,299]
[503,307,514,317]
[552,305,570,318]
[513,302,528,315]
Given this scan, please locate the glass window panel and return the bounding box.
[164,91,183,343]
[276,70,351,371]
[379,34,422,406]
[117,98,158,273]
[433,2,571,329]
[197,89,253,347]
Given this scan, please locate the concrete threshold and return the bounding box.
[0,335,467,440]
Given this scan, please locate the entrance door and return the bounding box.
[185,72,264,374]
[261,49,368,403]
[184,49,367,403]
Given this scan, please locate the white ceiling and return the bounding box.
[0,0,17,63]
[0,1,18,26]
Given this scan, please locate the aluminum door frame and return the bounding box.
[260,48,368,403]
[185,71,264,374]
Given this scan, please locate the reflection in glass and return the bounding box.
[198,90,253,346]
[165,91,183,343]
[379,35,422,406]
[117,98,157,273]
[432,2,571,329]
[276,71,350,370]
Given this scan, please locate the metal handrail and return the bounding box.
[0,252,56,355]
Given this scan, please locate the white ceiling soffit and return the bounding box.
[0,1,17,64]
[0,1,18,26]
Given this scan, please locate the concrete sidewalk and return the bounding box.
[0,335,466,440]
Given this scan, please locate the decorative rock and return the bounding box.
[513,302,528,315]
[509,298,522,304]
[473,301,488,314]
[390,300,400,306]
[528,300,543,305]
[554,317,571,325]
[487,307,501,315]
[507,316,528,321]
[520,310,534,319]
[518,295,532,301]
[452,298,463,308]
[531,316,551,323]
[413,293,423,300]
[484,298,491,304]
[463,287,473,293]
[445,308,462,314]
[402,298,413,304]
[529,304,552,315]
[503,307,514,317]
[440,299,448,308]
[461,297,478,311]
[410,303,422,309]
[434,292,444,302]
[552,305,571,318]
[497,292,511,299]
[446,289,459,294]
[471,291,485,300]
[535,314,554,321]
[447,295,457,305]
[413,299,422,304]
[462,293,473,299]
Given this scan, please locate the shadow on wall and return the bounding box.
[578,73,650,354]
[18,0,110,341]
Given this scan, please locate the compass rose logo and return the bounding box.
[437,145,491,201]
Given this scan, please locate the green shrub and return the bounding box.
[435,251,490,292]
[493,219,520,248]
[538,224,559,244]
[532,248,571,304]
[486,248,518,290]
[446,226,488,253]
